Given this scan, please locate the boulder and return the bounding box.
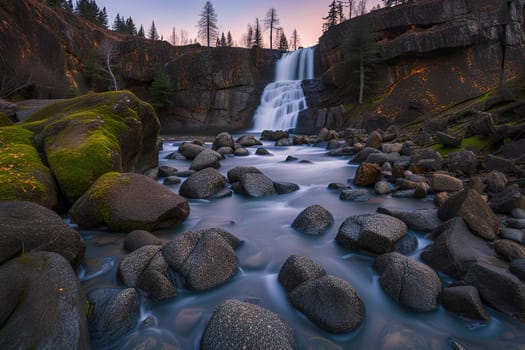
[189,149,222,171]
[336,214,407,254]
[494,239,525,261]
[420,217,497,279]
[409,148,442,172]
[212,132,234,150]
[353,162,381,186]
[510,259,525,281]
[374,252,442,312]
[87,288,140,347]
[178,142,205,159]
[236,135,262,147]
[233,147,249,156]
[179,168,229,199]
[500,228,525,244]
[278,255,326,293]
[238,173,276,197]
[161,228,240,291]
[275,138,291,146]
[124,230,162,252]
[365,152,401,166]
[163,176,181,185]
[447,150,477,176]
[255,147,271,155]
[394,234,418,254]
[382,143,403,153]
[488,184,525,213]
[201,300,296,350]
[375,180,393,195]
[158,165,178,177]
[273,181,299,194]
[293,135,311,145]
[431,173,464,193]
[291,205,334,235]
[289,275,365,333]
[441,286,490,322]
[485,154,522,175]
[340,189,371,201]
[0,201,85,266]
[70,172,190,232]
[438,188,499,240]
[216,146,233,156]
[365,130,383,149]
[464,260,525,319]
[261,130,289,141]
[435,131,462,147]
[350,147,381,164]
[227,166,263,183]
[485,170,507,193]
[507,218,525,229]
[0,252,89,350]
[376,207,442,232]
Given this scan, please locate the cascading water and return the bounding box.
[251,47,314,131]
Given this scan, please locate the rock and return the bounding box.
[436,131,462,147]
[374,252,442,312]
[485,170,507,193]
[376,207,442,232]
[143,167,159,179]
[414,182,429,198]
[238,173,276,197]
[420,217,497,279]
[289,275,365,333]
[236,135,262,147]
[441,286,490,322]
[212,132,234,150]
[326,139,341,150]
[124,230,162,252]
[510,259,525,281]
[179,168,228,199]
[466,111,495,137]
[464,260,525,319]
[273,181,300,194]
[489,184,525,213]
[87,288,140,347]
[485,154,521,175]
[216,146,233,156]
[163,176,181,185]
[512,208,525,219]
[375,180,393,195]
[165,151,186,160]
[291,204,334,235]
[447,150,478,176]
[336,214,407,254]
[500,228,525,244]
[366,152,401,166]
[494,239,525,261]
[383,125,400,142]
[391,189,416,198]
[328,182,350,190]
[353,162,381,186]
[284,155,298,161]
[201,299,296,350]
[161,228,240,291]
[0,201,85,267]
[340,189,371,201]
[227,166,263,183]
[438,188,499,240]
[382,143,403,153]
[255,147,271,155]
[409,148,443,172]
[70,172,190,232]
[293,135,310,145]
[507,218,525,229]
[178,142,205,159]
[278,255,326,293]
[0,252,89,350]
[365,130,383,149]
[431,173,464,192]
[158,165,178,177]
[275,138,291,146]
[174,170,196,177]
[434,192,449,207]
[394,234,418,254]
[467,175,485,194]
[261,130,289,141]
[376,323,431,350]
[233,147,249,156]
[350,147,381,164]
[189,149,222,171]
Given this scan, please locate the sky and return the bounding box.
[96,0,382,48]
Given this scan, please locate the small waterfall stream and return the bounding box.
[251,48,314,131]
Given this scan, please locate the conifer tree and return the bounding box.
[148,20,159,40]
[323,0,338,32]
[220,32,226,46]
[290,29,300,51]
[137,25,145,37]
[264,8,280,50]
[125,17,137,35]
[245,24,253,48]
[198,1,219,47]
[226,31,233,47]
[253,18,263,48]
[278,31,289,51]
[148,69,174,108]
[112,13,122,32]
[97,6,108,28]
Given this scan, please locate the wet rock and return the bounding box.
[317,127,337,142]
[464,260,525,319]
[374,252,442,312]
[447,150,478,176]
[163,176,181,185]
[178,142,204,159]
[293,135,310,145]
[441,286,490,322]
[275,138,291,146]
[138,269,177,301]
[377,207,441,232]
[353,162,381,186]
[236,135,263,147]
[0,201,85,267]
[336,213,407,254]
[278,255,326,293]
[292,204,334,235]
[499,228,525,244]
[467,176,485,194]
[420,217,497,279]
[189,149,222,171]
[239,173,276,197]
[0,252,89,350]
[216,146,234,156]
[485,170,507,193]
[162,228,240,291]
[70,173,190,232]
[201,299,296,350]
[261,130,289,141]
[507,218,525,229]
[174,170,196,177]
[179,168,229,199]
[414,182,429,198]
[285,155,298,161]
[366,152,401,166]
[87,288,140,347]
[255,147,271,155]
[327,139,341,150]
[124,230,162,252]
[391,189,416,198]
[436,131,462,147]
[434,192,449,207]
[165,151,186,160]
[158,165,178,178]
[510,259,525,281]
[350,147,381,164]
[494,239,525,261]
[438,188,499,240]
[394,234,418,254]
[409,148,443,172]
[227,166,263,182]
[273,181,300,194]
[233,147,249,156]
[431,173,464,193]
[377,323,431,350]
[340,189,371,202]
[366,130,383,149]
[488,184,525,213]
[375,180,393,195]
[328,182,350,190]
[212,132,234,150]
[122,328,181,350]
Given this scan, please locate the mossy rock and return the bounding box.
[69,172,190,232]
[0,126,57,208]
[0,112,13,127]
[24,91,160,202]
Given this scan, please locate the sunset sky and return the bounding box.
[96,0,383,48]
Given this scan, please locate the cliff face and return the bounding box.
[0,0,278,132]
[303,0,525,131]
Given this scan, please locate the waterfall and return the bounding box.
[251,47,314,131]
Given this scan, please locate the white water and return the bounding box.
[251,48,315,131]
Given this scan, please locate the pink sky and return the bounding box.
[96,0,383,48]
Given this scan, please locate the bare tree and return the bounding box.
[180,29,188,45]
[290,29,300,51]
[198,1,219,47]
[356,0,367,16]
[264,8,280,50]
[99,39,118,91]
[170,27,179,46]
[0,54,33,98]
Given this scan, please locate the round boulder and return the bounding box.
[447,150,477,176]
[292,205,334,235]
[236,135,262,147]
[354,162,381,186]
[124,230,162,252]
[431,173,464,193]
[212,132,234,150]
[239,173,276,197]
[179,168,229,199]
[178,142,204,159]
[278,255,326,293]
[189,149,222,171]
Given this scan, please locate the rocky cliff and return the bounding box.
[300,0,525,132]
[0,0,278,132]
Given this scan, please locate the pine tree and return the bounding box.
[278,31,289,51]
[264,8,280,50]
[148,69,174,108]
[137,25,145,37]
[290,29,300,51]
[226,31,233,47]
[97,6,108,28]
[112,13,122,32]
[220,32,226,46]
[253,18,263,48]
[198,1,219,47]
[336,1,345,23]
[245,24,253,48]
[125,17,137,35]
[323,0,338,32]
[148,20,159,40]
[216,37,221,47]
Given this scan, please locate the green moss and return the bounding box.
[85,298,93,319]
[431,135,488,157]
[0,126,34,146]
[87,172,131,227]
[0,112,13,127]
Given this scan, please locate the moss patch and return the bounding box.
[0,112,13,127]
[431,135,488,157]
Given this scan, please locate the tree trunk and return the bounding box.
[270,23,273,50]
[359,53,364,104]
[106,52,117,91]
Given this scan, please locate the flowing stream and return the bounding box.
[251,48,314,132]
[79,138,525,350]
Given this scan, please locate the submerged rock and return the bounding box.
[179,168,229,199]
[278,255,326,293]
[189,149,222,171]
[124,230,162,252]
[292,205,334,235]
[178,142,205,159]
[238,172,276,197]
[441,286,490,322]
